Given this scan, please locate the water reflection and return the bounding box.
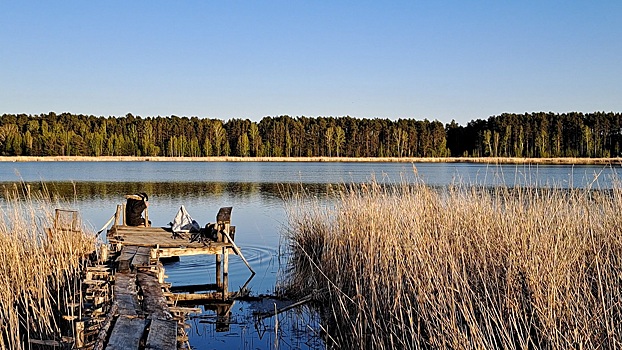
[0,181,335,201]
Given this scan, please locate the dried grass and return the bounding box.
[283,179,622,349]
[0,185,96,349]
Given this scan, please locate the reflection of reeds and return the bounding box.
[284,180,622,349]
[0,186,95,349]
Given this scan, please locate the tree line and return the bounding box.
[0,111,620,158]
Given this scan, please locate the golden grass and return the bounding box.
[0,185,96,349]
[283,179,622,349]
[0,155,621,165]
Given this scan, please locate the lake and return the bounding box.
[0,161,619,349]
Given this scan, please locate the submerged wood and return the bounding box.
[255,295,314,321]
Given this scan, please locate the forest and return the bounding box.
[0,111,620,158]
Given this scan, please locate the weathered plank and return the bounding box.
[117,246,138,273]
[113,274,138,316]
[145,319,177,350]
[106,315,147,350]
[169,292,226,302]
[109,226,234,251]
[131,247,151,268]
[93,303,118,350]
[157,246,234,258]
[137,272,172,320]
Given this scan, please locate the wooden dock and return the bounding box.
[77,205,247,350]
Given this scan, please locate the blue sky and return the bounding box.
[1,1,620,125]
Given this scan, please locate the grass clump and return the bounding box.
[283,180,622,349]
[0,186,96,349]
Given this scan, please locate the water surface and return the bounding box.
[0,161,618,349]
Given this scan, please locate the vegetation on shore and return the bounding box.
[283,177,622,349]
[0,111,621,159]
[0,186,96,349]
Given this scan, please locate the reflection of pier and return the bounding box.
[81,206,253,349]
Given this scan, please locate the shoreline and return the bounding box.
[0,156,621,165]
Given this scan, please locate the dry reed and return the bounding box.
[0,185,96,349]
[283,178,622,349]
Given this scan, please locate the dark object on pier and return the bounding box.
[190,207,235,245]
[125,193,149,227]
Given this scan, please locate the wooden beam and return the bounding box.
[157,246,233,258]
[169,292,228,302]
[170,283,219,293]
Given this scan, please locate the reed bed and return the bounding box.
[0,186,96,349]
[283,179,622,349]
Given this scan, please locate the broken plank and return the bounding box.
[106,315,147,350]
[131,247,151,268]
[117,246,139,273]
[145,319,177,350]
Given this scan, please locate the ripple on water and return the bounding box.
[162,244,284,294]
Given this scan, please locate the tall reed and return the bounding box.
[283,179,622,349]
[0,185,96,349]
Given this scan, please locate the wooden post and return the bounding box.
[75,321,85,348]
[222,246,229,301]
[114,205,122,227]
[71,210,78,231]
[144,206,150,227]
[100,244,109,263]
[122,203,126,226]
[215,253,222,288]
[54,209,60,231]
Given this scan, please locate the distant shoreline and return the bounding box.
[0,156,621,165]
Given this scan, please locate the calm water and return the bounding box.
[0,161,619,349]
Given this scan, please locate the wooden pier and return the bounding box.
[73,205,248,350]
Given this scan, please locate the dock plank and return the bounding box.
[145,319,177,350]
[117,246,139,273]
[131,247,151,268]
[106,316,147,350]
[113,274,138,316]
[137,272,172,320]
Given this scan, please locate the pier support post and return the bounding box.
[216,253,222,288]
[222,246,229,301]
[114,205,122,227]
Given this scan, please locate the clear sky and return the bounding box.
[1,1,621,125]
